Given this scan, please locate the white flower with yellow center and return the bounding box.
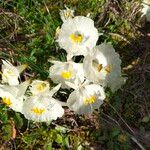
[1,60,28,86]
[141,0,150,22]
[66,83,105,114]
[60,6,74,22]
[49,61,85,89]
[57,16,99,58]
[0,81,29,113]
[22,84,64,122]
[83,43,126,92]
[29,80,50,96]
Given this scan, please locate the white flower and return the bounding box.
[57,16,99,58]
[0,81,29,113]
[67,83,105,114]
[141,0,150,22]
[1,60,28,85]
[83,43,126,92]
[49,61,85,89]
[60,6,74,22]
[29,80,50,96]
[22,84,64,122]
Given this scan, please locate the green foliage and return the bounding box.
[0,105,8,123]
[92,127,131,150]
[16,125,69,149]
[0,0,149,149]
[1,123,12,141]
[13,113,24,129]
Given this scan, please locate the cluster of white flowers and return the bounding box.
[0,7,126,123]
[0,60,64,122]
[51,7,126,114]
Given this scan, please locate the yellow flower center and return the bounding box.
[61,70,72,79]
[84,95,96,105]
[31,107,46,115]
[6,70,13,75]
[97,64,112,74]
[64,11,72,18]
[97,64,103,72]
[70,33,83,43]
[2,96,12,106]
[104,65,112,74]
[36,83,47,92]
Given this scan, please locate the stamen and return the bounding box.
[31,107,46,115]
[6,70,13,75]
[61,70,72,79]
[92,60,103,72]
[97,64,103,72]
[84,95,96,105]
[65,11,71,18]
[105,65,112,74]
[70,33,83,43]
[36,83,47,91]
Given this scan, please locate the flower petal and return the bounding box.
[49,61,85,89]
[22,95,64,122]
[58,16,98,57]
[83,43,126,92]
[67,84,105,114]
[48,83,61,97]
